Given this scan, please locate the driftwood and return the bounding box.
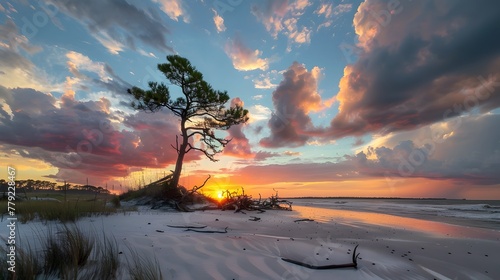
[294,219,314,222]
[220,188,292,212]
[166,225,207,229]
[184,226,228,233]
[138,174,292,213]
[282,245,360,269]
[249,216,261,221]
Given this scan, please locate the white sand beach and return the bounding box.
[6,202,500,280]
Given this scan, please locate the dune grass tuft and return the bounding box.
[126,246,164,280]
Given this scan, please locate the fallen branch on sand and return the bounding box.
[294,218,314,222]
[282,245,360,269]
[249,216,261,221]
[184,227,228,234]
[166,225,207,229]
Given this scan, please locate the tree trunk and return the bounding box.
[170,121,189,191]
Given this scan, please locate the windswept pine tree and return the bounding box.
[128,55,248,197]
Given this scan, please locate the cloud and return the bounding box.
[153,0,189,23]
[0,19,53,91]
[357,114,500,185]
[212,8,226,33]
[315,3,352,31]
[225,36,269,71]
[283,18,311,45]
[328,0,500,139]
[251,0,312,48]
[232,114,500,190]
[252,70,282,89]
[248,105,272,123]
[0,86,201,185]
[224,99,276,161]
[251,0,289,37]
[65,51,130,96]
[253,77,277,89]
[49,0,173,54]
[332,4,352,16]
[260,62,327,147]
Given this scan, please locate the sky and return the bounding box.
[1,0,499,199]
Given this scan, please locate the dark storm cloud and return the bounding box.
[330,0,500,138]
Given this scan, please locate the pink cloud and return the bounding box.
[260,62,329,147]
[0,86,201,185]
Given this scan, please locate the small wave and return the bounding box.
[483,204,500,209]
[446,204,500,213]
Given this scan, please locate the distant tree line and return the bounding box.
[0,179,110,194]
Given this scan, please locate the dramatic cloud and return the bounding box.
[0,86,200,184]
[225,37,269,71]
[153,0,189,23]
[260,62,325,147]
[212,8,226,33]
[49,0,173,54]
[329,0,500,138]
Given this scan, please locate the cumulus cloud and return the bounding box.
[0,86,200,184]
[48,0,173,54]
[260,62,326,147]
[329,0,500,139]
[225,36,269,71]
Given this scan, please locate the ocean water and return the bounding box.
[291,199,500,231]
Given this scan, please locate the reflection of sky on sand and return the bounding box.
[293,205,500,241]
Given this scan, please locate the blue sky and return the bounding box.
[1,0,500,199]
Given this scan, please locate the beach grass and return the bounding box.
[15,199,117,223]
[0,224,164,280]
[126,246,164,280]
[119,183,166,201]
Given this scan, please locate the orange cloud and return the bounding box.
[225,37,269,71]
